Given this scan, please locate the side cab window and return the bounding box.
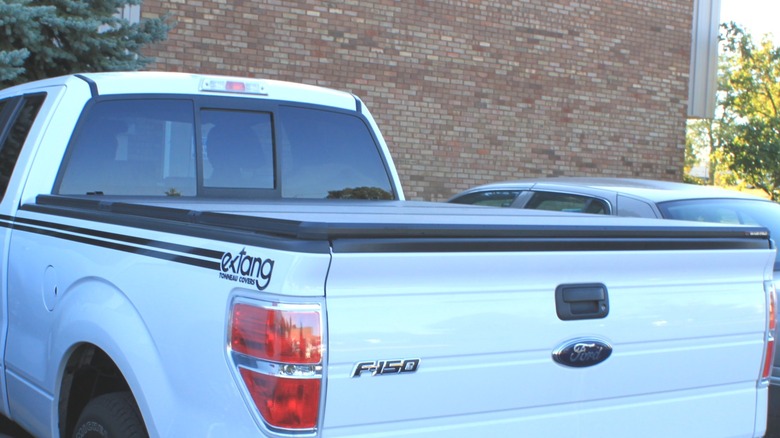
[0,94,46,201]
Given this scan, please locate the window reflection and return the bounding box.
[202,110,274,189]
[56,99,394,200]
[58,99,196,196]
[279,107,393,199]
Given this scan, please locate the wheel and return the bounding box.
[73,392,148,438]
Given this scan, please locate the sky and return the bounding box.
[719,0,780,41]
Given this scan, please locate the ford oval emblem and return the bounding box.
[552,338,612,368]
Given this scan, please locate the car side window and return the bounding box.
[525,191,609,214]
[449,190,522,207]
[616,195,658,218]
[0,94,46,201]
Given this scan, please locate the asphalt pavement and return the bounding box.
[768,386,780,438]
[0,415,31,438]
[1,392,779,437]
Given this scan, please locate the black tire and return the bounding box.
[73,392,148,438]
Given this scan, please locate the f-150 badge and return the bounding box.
[351,359,420,377]
[552,339,612,368]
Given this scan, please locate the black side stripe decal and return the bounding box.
[0,215,221,270]
[10,214,223,259]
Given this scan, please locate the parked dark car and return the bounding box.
[449,177,780,235]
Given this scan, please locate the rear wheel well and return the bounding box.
[59,344,133,437]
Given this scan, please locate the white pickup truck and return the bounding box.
[0,72,776,438]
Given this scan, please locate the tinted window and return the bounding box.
[616,195,657,217]
[0,94,45,200]
[525,191,609,214]
[658,198,780,270]
[57,99,395,199]
[279,107,393,199]
[58,99,196,196]
[202,109,273,190]
[450,190,521,207]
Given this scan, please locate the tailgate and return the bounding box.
[321,235,774,437]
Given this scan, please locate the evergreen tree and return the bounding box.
[0,0,171,88]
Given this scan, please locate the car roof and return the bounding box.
[458,177,769,204]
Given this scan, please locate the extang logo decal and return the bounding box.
[220,248,274,290]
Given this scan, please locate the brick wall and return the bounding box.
[142,0,693,201]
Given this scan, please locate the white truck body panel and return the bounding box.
[6,200,773,438]
[6,208,332,437]
[0,82,72,422]
[324,249,769,436]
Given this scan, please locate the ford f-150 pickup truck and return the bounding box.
[0,72,775,437]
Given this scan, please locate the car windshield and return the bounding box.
[658,198,780,271]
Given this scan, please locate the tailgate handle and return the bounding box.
[555,284,609,320]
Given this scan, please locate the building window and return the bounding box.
[120,4,140,24]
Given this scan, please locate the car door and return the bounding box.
[0,92,49,418]
[0,90,56,416]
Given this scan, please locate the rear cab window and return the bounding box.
[58,99,197,196]
[55,96,396,200]
[279,106,393,199]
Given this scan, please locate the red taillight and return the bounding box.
[769,286,777,332]
[764,338,775,380]
[239,368,321,429]
[231,303,322,364]
[762,281,777,381]
[230,301,323,432]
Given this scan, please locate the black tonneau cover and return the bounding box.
[24,195,772,254]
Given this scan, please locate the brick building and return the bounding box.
[141,0,694,201]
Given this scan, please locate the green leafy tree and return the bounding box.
[717,23,780,200]
[327,187,394,200]
[0,0,172,88]
[685,117,740,187]
[685,118,713,184]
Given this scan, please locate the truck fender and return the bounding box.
[49,279,171,437]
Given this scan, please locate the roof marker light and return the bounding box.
[200,78,268,96]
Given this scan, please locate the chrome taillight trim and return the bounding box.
[226,295,326,437]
